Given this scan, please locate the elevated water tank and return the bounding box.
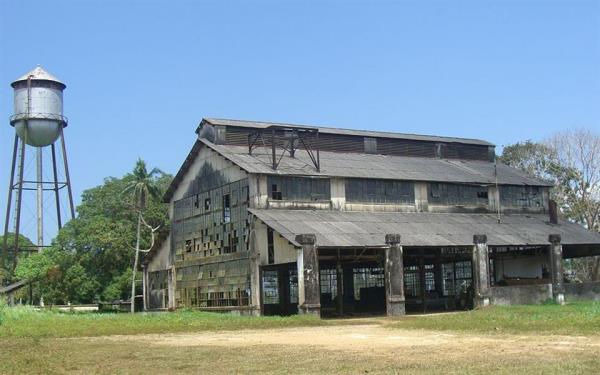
[10,66,67,147]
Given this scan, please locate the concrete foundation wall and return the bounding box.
[564,282,600,301]
[491,284,552,305]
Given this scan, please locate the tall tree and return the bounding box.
[501,129,600,281]
[123,159,163,313]
[12,163,170,305]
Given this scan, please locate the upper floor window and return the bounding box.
[500,185,542,208]
[223,194,231,223]
[267,176,331,201]
[345,179,414,204]
[428,183,488,206]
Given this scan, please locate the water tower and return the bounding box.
[2,66,75,270]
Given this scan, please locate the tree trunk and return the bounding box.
[130,211,141,313]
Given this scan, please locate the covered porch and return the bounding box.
[250,209,600,317]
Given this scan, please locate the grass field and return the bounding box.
[1,301,599,374]
[386,300,600,335]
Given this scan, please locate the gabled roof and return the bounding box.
[196,118,494,146]
[164,138,551,202]
[249,209,600,248]
[200,118,494,147]
[202,139,551,186]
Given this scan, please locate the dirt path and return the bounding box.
[96,324,600,353]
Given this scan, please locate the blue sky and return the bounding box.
[1,0,599,242]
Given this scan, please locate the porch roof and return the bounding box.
[248,209,600,248]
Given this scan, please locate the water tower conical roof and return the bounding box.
[11,66,66,89]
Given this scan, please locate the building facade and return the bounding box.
[143,118,600,316]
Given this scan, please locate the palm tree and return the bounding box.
[123,159,162,313]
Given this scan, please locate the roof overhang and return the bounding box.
[249,209,600,248]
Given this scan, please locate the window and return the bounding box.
[262,271,279,304]
[185,240,192,253]
[271,184,282,200]
[364,137,377,153]
[428,183,488,206]
[404,265,420,297]
[345,179,414,204]
[267,228,275,264]
[289,269,298,304]
[500,185,542,208]
[267,176,330,201]
[353,267,384,300]
[223,194,231,223]
[204,198,211,211]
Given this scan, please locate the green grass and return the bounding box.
[2,300,599,339]
[0,305,325,338]
[387,300,600,335]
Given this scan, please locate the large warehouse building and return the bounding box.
[143,118,600,316]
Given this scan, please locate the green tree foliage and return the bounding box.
[12,161,171,304]
[500,130,600,281]
[0,233,35,285]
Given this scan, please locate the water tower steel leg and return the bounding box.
[59,128,75,219]
[50,143,62,229]
[2,135,19,275]
[36,147,43,251]
[12,137,26,273]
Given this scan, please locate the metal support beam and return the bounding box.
[2,135,19,279]
[51,143,62,229]
[12,135,26,273]
[59,127,76,219]
[36,147,43,251]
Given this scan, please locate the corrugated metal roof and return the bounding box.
[202,139,552,186]
[202,118,494,146]
[12,66,65,87]
[249,209,600,248]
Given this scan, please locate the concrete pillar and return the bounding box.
[248,223,262,316]
[385,234,406,316]
[295,234,321,316]
[549,234,565,305]
[472,235,491,308]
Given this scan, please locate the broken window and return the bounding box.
[262,270,279,304]
[185,240,193,253]
[500,185,542,208]
[289,269,298,304]
[320,268,338,301]
[353,267,385,301]
[267,176,330,201]
[271,184,282,200]
[345,179,415,204]
[428,183,488,206]
[204,198,211,211]
[223,194,231,223]
[267,228,275,264]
